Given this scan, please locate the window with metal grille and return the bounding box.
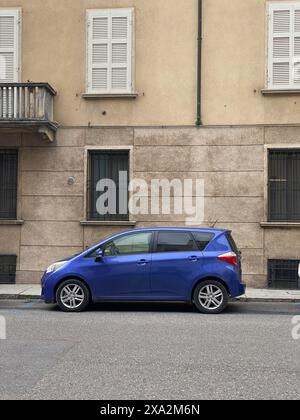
[0,150,18,219]
[0,255,17,284]
[88,151,129,221]
[268,259,300,290]
[269,149,300,221]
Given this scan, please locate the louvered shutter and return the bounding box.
[0,9,20,83]
[294,6,300,85]
[87,9,134,94]
[268,3,300,89]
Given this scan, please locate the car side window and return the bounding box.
[156,232,196,253]
[103,232,153,256]
[193,232,214,251]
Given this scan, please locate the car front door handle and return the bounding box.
[137,259,149,266]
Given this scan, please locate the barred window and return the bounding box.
[268,259,300,290]
[0,150,18,219]
[269,150,300,221]
[88,151,129,221]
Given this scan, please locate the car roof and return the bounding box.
[119,227,228,235]
[84,227,229,255]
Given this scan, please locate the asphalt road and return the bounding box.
[0,299,300,400]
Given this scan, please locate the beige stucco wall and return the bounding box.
[0,126,299,287]
[202,0,300,125]
[0,0,198,126]
[0,0,299,126]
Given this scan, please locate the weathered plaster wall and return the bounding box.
[1,126,298,287]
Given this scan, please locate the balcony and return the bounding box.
[0,83,58,142]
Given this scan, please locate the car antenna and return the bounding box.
[210,219,218,228]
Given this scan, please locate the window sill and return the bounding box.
[80,220,137,227]
[260,222,300,228]
[0,220,24,225]
[82,93,139,99]
[261,88,300,95]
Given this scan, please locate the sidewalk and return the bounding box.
[0,284,41,299]
[241,288,300,302]
[0,284,300,302]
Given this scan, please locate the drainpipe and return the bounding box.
[196,0,203,126]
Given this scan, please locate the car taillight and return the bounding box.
[218,252,238,267]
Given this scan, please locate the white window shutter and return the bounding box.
[0,9,21,83]
[293,6,300,85]
[268,2,300,89]
[87,9,134,94]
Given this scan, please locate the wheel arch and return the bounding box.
[191,277,230,301]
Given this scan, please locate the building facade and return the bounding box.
[0,0,300,288]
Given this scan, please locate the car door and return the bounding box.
[150,231,203,300]
[90,231,154,299]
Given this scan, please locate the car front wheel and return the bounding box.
[56,279,90,313]
[193,280,228,314]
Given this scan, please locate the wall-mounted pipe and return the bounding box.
[196,0,203,126]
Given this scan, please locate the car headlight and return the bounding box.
[46,261,68,274]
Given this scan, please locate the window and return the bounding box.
[267,2,300,89]
[193,232,214,251]
[0,255,17,284]
[0,9,21,83]
[0,150,18,219]
[268,259,300,290]
[86,8,134,94]
[104,232,152,256]
[88,151,129,221]
[156,232,196,253]
[268,150,300,221]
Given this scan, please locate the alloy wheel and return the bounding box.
[60,284,85,309]
[198,284,224,310]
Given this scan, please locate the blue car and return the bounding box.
[41,228,246,314]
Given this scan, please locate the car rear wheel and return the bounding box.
[193,280,228,314]
[56,279,90,313]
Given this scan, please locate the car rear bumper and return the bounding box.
[234,282,246,298]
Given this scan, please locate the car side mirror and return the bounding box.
[95,249,103,263]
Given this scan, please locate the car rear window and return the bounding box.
[226,233,239,254]
[192,232,214,251]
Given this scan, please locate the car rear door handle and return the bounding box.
[137,259,149,266]
[189,256,199,262]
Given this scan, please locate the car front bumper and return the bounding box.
[41,271,57,304]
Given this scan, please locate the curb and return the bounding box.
[0,294,41,301]
[237,297,300,303]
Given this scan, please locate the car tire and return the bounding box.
[56,279,90,313]
[193,280,228,314]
